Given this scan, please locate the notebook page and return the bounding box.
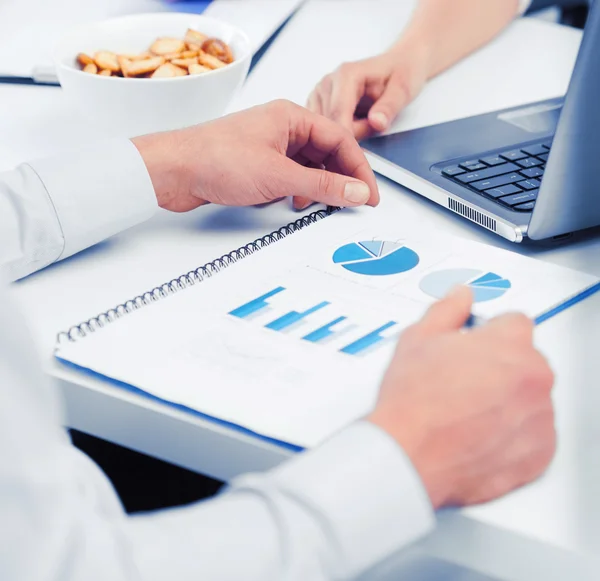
[56,203,598,448]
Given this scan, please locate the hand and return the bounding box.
[307,45,431,140]
[369,287,556,509]
[132,99,379,213]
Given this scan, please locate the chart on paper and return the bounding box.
[332,240,420,276]
[228,285,402,357]
[420,269,512,302]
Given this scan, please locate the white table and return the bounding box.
[4,1,600,578]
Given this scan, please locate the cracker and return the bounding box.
[150,38,185,56]
[201,38,233,64]
[94,51,120,72]
[126,56,166,77]
[189,63,211,75]
[82,63,98,74]
[98,69,112,77]
[184,28,208,49]
[151,62,188,78]
[171,57,199,69]
[198,51,226,70]
[77,53,95,67]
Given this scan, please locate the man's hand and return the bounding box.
[369,287,556,509]
[307,48,430,140]
[132,100,379,213]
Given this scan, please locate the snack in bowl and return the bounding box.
[54,13,252,136]
[76,28,235,78]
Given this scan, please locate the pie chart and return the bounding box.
[420,269,512,302]
[332,240,419,276]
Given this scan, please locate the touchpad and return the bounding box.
[498,102,562,134]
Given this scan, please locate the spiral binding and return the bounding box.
[57,207,339,345]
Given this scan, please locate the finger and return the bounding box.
[293,196,314,211]
[352,119,373,141]
[482,312,534,343]
[328,73,365,132]
[306,89,322,114]
[368,73,411,132]
[414,286,474,338]
[287,107,380,206]
[276,158,373,208]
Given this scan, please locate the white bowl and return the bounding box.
[54,13,252,137]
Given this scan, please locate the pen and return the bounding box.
[464,313,486,329]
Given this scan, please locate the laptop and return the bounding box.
[362,2,600,242]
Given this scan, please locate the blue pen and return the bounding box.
[464,313,486,329]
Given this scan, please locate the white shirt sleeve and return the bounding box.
[0,139,157,281]
[0,276,435,581]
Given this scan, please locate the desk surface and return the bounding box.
[3,0,600,575]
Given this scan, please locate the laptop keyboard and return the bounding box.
[440,140,551,212]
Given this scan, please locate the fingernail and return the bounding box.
[343,182,371,205]
[370,112,388,130]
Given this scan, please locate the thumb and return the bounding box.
[368,73,411,132]
[279,159,374,208]
[414,286,474,338]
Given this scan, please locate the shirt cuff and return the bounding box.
[269,421,435,578]
[26,139,158,260]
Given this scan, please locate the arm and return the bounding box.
[0,281,432,581]
[1,284,555,581]
[0,101,378,282]
[309,0,531,138]
[0,140,157,282]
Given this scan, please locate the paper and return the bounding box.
[57,205,599,448]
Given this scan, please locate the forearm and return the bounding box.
[390,0,521,79]
[0,140,157,281]
[127,423,435,581]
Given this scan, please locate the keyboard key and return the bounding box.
[442,165,466,176]
[460,159,486,170]
[514,201,536,211]
[521,143,547,156]
[456,162,518,184]
[480,155,505,166]
[520,167,544,179]
[500,149,528,161]
[485,184,522,198]
[500,189,539,207]
[470,173,522,191]
[542,140,553,149]
[537,152,549,162]
[516,157,543,168]
[518,179,540,190]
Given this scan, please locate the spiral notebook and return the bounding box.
[55,207,600,448]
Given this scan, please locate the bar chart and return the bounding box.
[229,286,398,356]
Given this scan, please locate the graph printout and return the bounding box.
[57,208,599,447]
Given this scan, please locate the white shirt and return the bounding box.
[0,139,435,581]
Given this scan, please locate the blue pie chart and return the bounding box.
[332,240,420,276]
[420,268,512,302]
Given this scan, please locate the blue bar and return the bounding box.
[229,287,286,319]
[266,302,330,331]
[340,321,397,355]
[303,316,347,343]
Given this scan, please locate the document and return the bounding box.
[56,206,599,448]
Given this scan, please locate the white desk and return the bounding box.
[3,1,600,578]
